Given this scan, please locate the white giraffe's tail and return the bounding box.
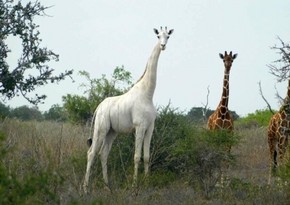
[87,108,98,147]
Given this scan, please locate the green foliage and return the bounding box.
[107,134,135,187]
[187,107,240,124]
[0,0,73,104]
[0,131,59,204]
[62,94,92,124]
[1,118,290,204]
[0,102,10,119]
[237,109,274,128]
[10,105,42,121]
[43,104,67,121]
[172,128,239,196]
[79,65,132,101]
[187,107,212,124]
[151,104,192,172]
[274,147,290,193]
[147,170,177,188]
[63,66,133,124]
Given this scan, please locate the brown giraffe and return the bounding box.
[268,79,290,172]
[207,51,238,133]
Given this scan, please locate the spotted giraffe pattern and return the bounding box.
[207,51,237,133]
[268,79,290,169]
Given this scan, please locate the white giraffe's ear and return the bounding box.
[219,53,224,59]
[233,53,238,59]
[168,29,174,35]
[153,28,159,35]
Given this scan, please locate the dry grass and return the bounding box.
[0,119,289,204]
[231,127,270,184]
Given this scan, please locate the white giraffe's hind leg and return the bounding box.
[83,131,105,193]
[83,145,97,193]
[100,130,117,188]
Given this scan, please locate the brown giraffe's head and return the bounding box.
[219,51,238,71]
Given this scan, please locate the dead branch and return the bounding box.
[274,84,283,105]
[258,81,275,114]
[201,86,210,122]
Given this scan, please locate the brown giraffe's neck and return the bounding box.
[218,68,230,110]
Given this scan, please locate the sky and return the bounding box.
[6,0,290,117]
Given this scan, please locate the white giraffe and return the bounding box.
[83,27,174,192]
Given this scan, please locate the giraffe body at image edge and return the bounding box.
[268,79,290,171]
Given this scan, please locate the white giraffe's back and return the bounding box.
[95,91,157,134]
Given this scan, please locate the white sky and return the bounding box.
[6,0,290,117]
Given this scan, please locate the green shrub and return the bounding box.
[237,109,274,128]
[0,131,60,204]
[172,128,240,197]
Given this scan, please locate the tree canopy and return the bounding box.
[62,66,133,123]
[268,37,290,82]
[0,0,73,104]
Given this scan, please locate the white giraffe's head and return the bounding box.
[153,26,174,50]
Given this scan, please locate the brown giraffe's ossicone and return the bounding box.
[268,79,290,172]
[207,51,237,151]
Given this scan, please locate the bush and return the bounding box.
[0,131,60,204]
[172,128,240,197]
[236,109,274,128]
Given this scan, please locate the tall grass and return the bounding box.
[0,119,289,204]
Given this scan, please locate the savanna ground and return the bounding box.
[0,119,289,205]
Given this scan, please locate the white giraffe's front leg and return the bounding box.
[143,122,154,175]
[133,127,145,186]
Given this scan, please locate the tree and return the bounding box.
[10,105,42,121]
[187,107,239,124]
[0,102,10,119]
[187,107,214,124]
[268,37,290,82]
[0,0,73,104]
[62,94,91,124]
[79,65,132,103]
[259,37,290,112]
[63,66,133,123]
[43,104,66,121]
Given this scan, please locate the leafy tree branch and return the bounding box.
[0,0,73,104]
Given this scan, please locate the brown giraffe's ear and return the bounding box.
[219,53,224,59]
[233,53,238,59]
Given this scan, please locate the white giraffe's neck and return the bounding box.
[134,44,162,100]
